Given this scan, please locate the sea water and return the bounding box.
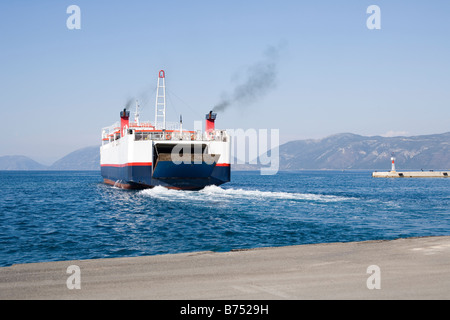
[0,170,449,266]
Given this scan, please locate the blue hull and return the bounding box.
[101,163,230,190]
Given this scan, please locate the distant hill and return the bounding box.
[49,146,100,170]
[277,132,450,170]
[0,155,47,170]
[232,132,450,171]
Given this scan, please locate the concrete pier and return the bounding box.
[373,171,449,178]
[1,236,449,300]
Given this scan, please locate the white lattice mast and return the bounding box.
[154,70,166,129]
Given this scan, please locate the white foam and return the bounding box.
[139,186,190,200]
[200,185,351,202]
[139,185,352,203]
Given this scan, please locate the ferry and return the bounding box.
[100,70,231,190]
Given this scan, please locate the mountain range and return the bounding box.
[0,146,100,171]
[0,155,48,170]
[1,132,449,171]
[277,132,450,170]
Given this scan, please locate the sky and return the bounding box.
[0,0,449,164]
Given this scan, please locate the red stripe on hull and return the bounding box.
[102,162,229,167]
[101,162,152,167]
[216,163,230,167]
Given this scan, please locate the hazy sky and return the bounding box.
[1,1,449,164]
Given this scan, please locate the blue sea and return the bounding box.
[0,170,449,267]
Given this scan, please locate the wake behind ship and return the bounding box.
[100,70,231,190]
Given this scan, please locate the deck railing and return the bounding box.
[102,122,228,145]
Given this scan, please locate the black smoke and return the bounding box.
[213,44,282,112]
[124,97,134,111]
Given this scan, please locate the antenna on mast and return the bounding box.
[134,99,140,126]
[154,70,166,130]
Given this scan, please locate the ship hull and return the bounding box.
[100,136,231,190]
[101,162,230,190]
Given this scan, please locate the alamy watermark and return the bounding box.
[169,120,280,175]
[366,265,381,289]
[66,5,81,30]
[66,5,381,29]
[64,263,382,292]
[228,128,279,175]
[66,5,381,31]
[367,5,381,30]
[66,265,81,289]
